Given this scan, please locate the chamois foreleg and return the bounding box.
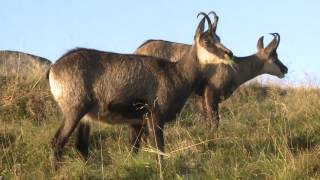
[203,86,220,130]
[128,124,146,154]
[145,109,164,156]
[211,100,220,128]
[200,95,208,118]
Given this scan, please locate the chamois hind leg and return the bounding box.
[75,119,91,159]
[128,124,146,154]
[51,104,89,169]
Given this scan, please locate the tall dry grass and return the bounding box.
[0,77,319,179]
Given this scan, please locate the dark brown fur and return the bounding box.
[134,34,288,130]
[48,14,233,167]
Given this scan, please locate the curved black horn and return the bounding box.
[208,11,219,32]
[265,33,278,51]
[197,12,213,34]
[271,33,280,49]
[208,11,217,17]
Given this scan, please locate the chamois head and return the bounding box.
[195,12,233,66]
[257,33,288,78]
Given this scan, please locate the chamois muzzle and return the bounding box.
[226,49,233,60]
[276,60,288,74]
[216,43,233,60]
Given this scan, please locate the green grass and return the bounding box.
[1,78,320,179]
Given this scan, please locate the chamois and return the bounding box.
[136,11,233,64]
[48,13,233,166]
[135,33,288,130]
[74,12,233,156]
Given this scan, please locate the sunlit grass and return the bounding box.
[1,78,320,179]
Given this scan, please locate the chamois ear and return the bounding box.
[195,17,205,40]
[257,36,264,51]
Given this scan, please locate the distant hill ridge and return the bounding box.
[0,50,52,81]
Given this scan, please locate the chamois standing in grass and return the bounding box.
[135,18,288,130]
[48,13,233,167]
[136,34,288,129]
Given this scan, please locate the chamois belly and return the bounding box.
[159,89,191,122]
[83,112,143,125]
[83,102,147,125]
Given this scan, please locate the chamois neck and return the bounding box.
[233,54,264,86]
[175,44,200,83]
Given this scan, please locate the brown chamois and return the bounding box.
[135,11,232,63]
[48,13,233,167]
[74,12,233,157]
[134,33,288,130]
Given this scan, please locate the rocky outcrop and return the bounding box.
[0,50,51,82]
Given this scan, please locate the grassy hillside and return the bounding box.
[1,78,320,179]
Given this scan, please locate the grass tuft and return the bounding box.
[1,78,320,179]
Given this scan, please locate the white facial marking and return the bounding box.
[197,44,229,66]
[49,71,63,100]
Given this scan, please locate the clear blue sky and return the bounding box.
[1,0,319,85]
